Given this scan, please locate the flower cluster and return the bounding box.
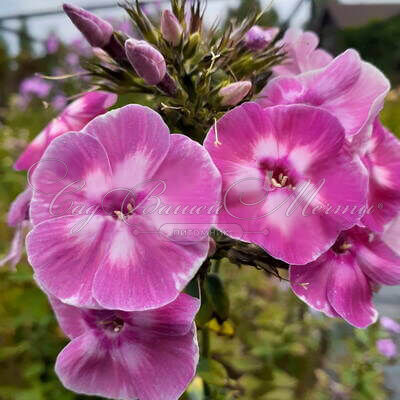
[3,0,400,399]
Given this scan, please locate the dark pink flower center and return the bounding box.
[98,317,125,333]
[332,233,352,254]
[260,160,298,190]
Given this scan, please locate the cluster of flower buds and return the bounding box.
[3,0,400,399]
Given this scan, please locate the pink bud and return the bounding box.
[63,4,113,48]
[219,81,252,106]
[161,10,183,46]
[125,39,167,85]
[245,26,279,51]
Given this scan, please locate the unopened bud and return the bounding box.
[244,26,279,51]
[125,39,166,85]
[219,81,252,106]
[161,10,183,46]
[63,3,113,48]
[183,32,200,59]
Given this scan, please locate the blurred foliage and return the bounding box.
[337,15,400,86]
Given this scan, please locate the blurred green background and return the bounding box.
[1,0,400,399]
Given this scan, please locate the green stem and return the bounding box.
[201,328,210,358]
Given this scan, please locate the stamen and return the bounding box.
[281,175,288,186]
[340,243,352,251]
[114,210,125,220]
[127,203,134,213]
[271,177,282,188]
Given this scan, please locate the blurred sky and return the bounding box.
[0,0,399,53]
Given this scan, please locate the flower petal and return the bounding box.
[7,187,32,227]
[124,293,200,336]
[355,231,400,285]
[82,104,170,188]
[92,220,208,311]
[290,251,339,317]
[29,131,112,225]
[327,252,378,328]
[14,91,117,171]
[49,296,88,339]
[26,214,111,308]
[55,325,198,400]
[147,134,221,242]
[362,121,400,232]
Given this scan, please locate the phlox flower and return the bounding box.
[290,226,400,328]
[27,105,221,311]
[203,102,367,265]
[377,338,397,358]
[50,294,199,400]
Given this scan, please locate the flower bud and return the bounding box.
[161,10,183,46]
[183,32,200,58]
[125,39,167,85]
[63,3,113,48]
[219,81,252,106]
[244,26,279,51]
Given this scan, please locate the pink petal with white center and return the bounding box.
[147,134,221,242]
[55,325,198,400]
[92,219,208,311]
[361,121,400,232]
[290,252,339,317]
[326,252,377,328]
[14,91,117,171]
[203,102,277,193]
[26,214,111,308]
[82,104,170,188]
[29,131,112,226]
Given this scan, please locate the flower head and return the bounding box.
[204,102,367,265]
[258,49,390,138]
[26,105,221,310]
[50,294,199,400]
[377,338,397,358]
[14,91,117,171]
[20,76,52,99]
[290,226,400,328]
[380,317,400,334]
[273,27,333,76]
